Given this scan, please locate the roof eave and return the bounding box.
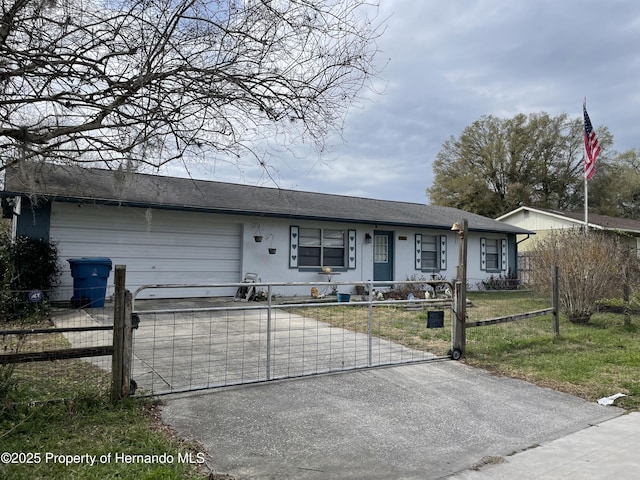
[7,193,527,234]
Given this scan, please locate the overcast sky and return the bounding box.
[170,0,640,206]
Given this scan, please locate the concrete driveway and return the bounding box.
[160,361,622,479]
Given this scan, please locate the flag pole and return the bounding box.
[583,97,589,234]
[584,156,588,233]
[582,157,589,235]
[582,97,600,234]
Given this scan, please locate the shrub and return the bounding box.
[0,234,61,322]
[480,270,520,290]
[529,229,640,324]
[386,274,429,299]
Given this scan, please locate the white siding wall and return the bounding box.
[506,209,582,231]
[241,221,502,294]
[51,202,241,299]
[499,209,583,251]
[50,202,510,300]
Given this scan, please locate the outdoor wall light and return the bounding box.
[365,233,372,244]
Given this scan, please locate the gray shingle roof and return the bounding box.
[3,163,530,234]
[539,208,640,233]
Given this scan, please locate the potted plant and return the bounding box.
[267,233,276,254]
[253,224,263,242]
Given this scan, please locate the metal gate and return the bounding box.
[129,281,452,396]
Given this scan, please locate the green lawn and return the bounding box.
[1,324,210,480]
[0,394,210,480]
[462,291,640,410]
[465,310,640,410]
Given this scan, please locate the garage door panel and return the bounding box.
[50,203,242,299]
[125,259,241,272]
[131,270,240,284]
[52,206,237,236]
[52,212,240,241]
[56,227,238,247]
[58,243,239,262]
[58,230,240,247]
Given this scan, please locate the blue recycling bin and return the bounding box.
[67,257,112,308]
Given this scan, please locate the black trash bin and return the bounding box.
[67,257,112,308]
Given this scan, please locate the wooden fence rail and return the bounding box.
[1,346,114,364]
[0,265,133,404]
[466,308,555,328]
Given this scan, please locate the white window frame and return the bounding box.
[480,237,508,272]
[290,226,355,269]
[415,234,447,271]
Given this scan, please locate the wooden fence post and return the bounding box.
[451,282,466,359]
[451,219,468,359]
[552,265,560,335]
[623,281,631,327]
[111,265,132,403]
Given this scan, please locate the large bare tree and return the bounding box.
[0,0,382,173]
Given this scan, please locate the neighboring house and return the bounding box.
[2,163,530,299]
[497,206,640,283]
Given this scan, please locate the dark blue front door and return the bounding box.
[373,231,394,282]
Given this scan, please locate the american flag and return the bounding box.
[583,102,601,180]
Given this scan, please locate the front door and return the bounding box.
[373,231,394,283]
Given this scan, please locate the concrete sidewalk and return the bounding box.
[160,361,627,479]
[448,412,640,479]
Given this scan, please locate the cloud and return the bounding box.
[168,0,640,206]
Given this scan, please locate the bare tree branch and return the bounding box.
[0,0,383,173]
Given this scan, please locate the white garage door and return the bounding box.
[50,202,242,299]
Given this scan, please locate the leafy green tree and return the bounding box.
[589,148,640,218]
[428,112,613,218]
